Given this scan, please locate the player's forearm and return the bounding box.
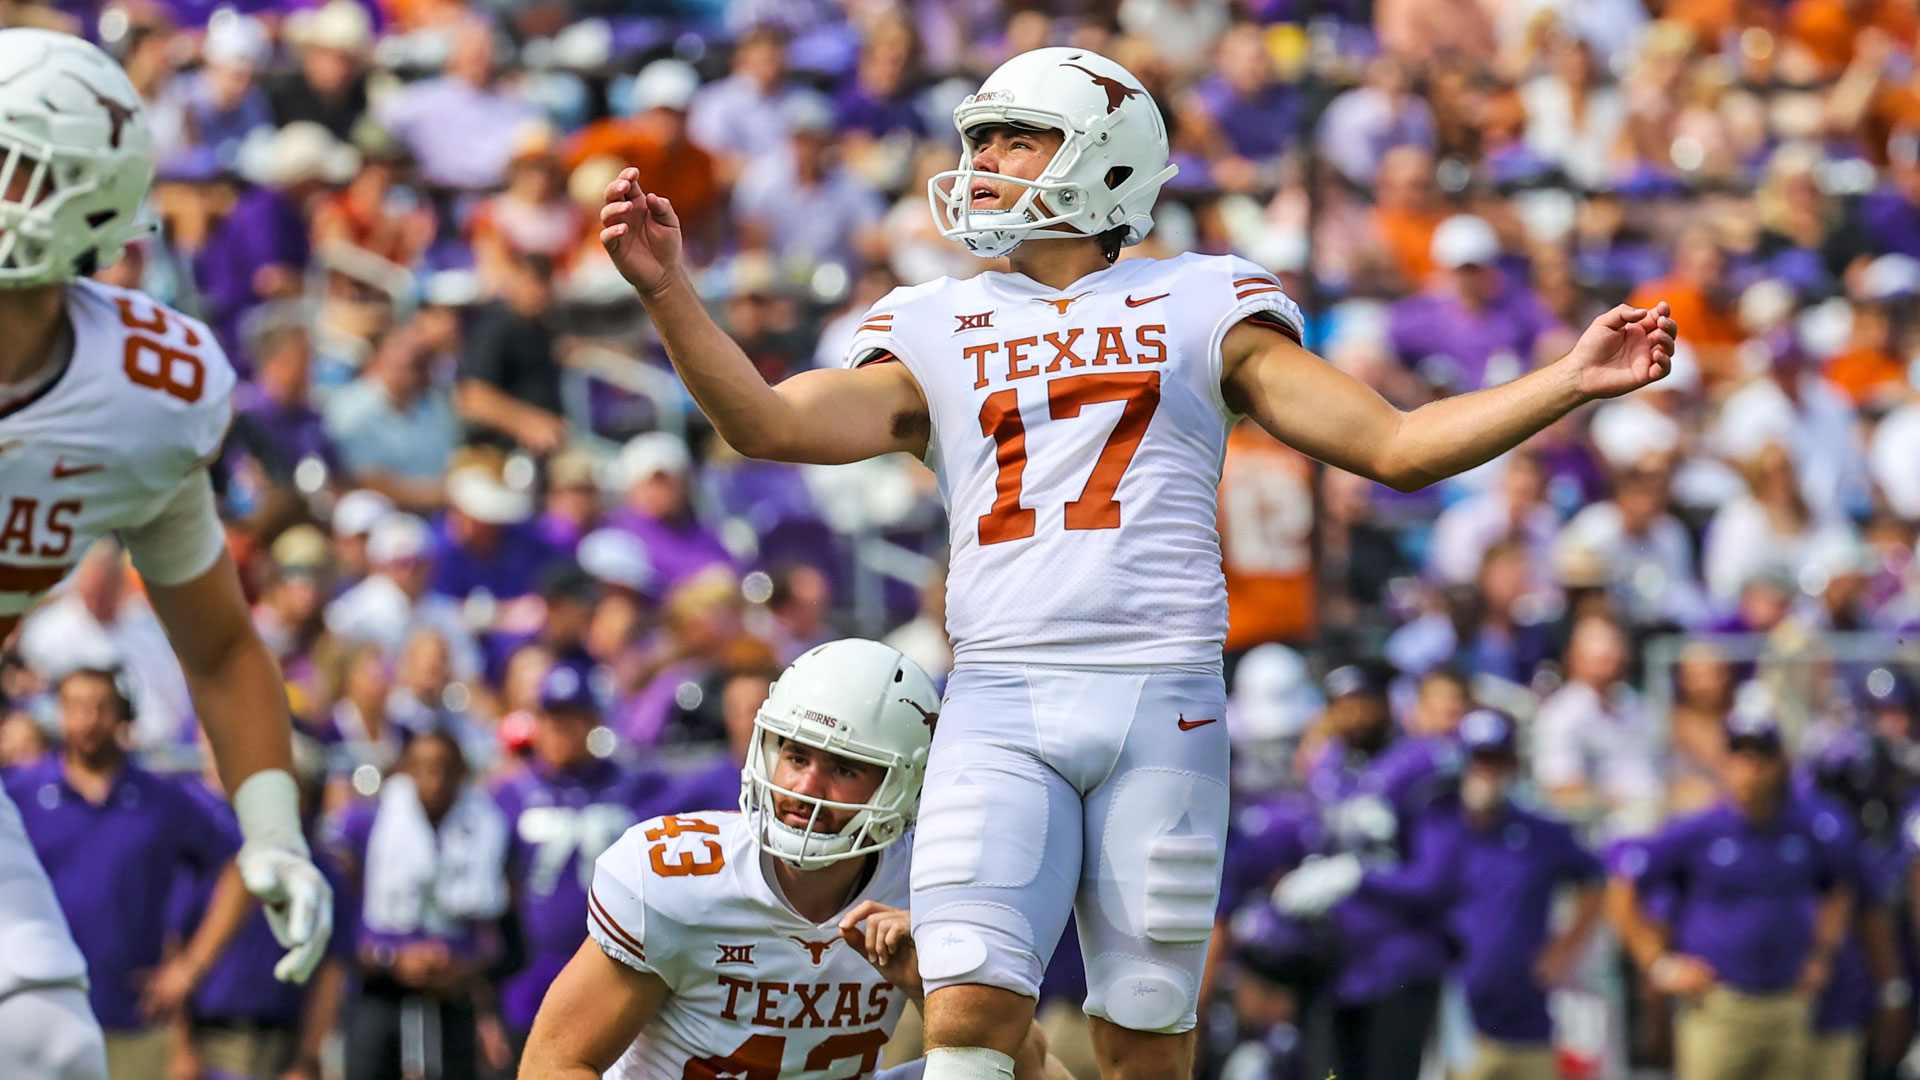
[297,959,346,1068]
[184,628,298,795]
[1812,887,1854,963]
[636,270,797,459]
[1553,884,1606,960]
[1380,357,1585,491]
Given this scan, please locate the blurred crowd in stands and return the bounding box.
[9,0,1920,1076]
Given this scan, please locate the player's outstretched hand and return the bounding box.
[237,841,335,983]
[600,166,684,295]
[839,900,919,996]
[1565,301,1678,401]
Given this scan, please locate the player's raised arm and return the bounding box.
[1222,302,1677,492]
[600,168,928,464]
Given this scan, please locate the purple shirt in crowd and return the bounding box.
[1387,274,1563,392]
[4,759,238,1030]
[192,185,311,371]
[429,519,560,602]
[1442,800,1601,1043]
[173,782,357,1028]
[232,384,345,478]
[1624,797,1853,995]
[492,758,677,1032]
[1193,76,1304,161]
[1858,189,1920,260]
[604,506,737,593]
[662,754,744,816]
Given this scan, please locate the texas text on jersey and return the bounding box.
[587,810,912,1080]
[0,276,234,633]
[844,251,1304,669]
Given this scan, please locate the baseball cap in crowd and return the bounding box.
[1458,708,1517,758]
[1323,664,1385,701]
[1725,687,1785,755]
[333,489,394,539]
[577,527,656,594]
[630,59,700,114]
[204,11,270,69]
[784,91,837,136]
[367,513,430,567]
[614,432,691,489]
[1431,215,1501,270]
[285,0,373,56]
[1864,253,1920,303]
[271,525,333,578]
[447,465,534,526]
[539,661,600,714]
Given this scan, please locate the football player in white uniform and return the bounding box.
[519,639,1056,1080]
[596,45,1676,1080]
[0,28,332,1080]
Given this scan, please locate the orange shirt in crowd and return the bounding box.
[1371,206,1443,286]
[1826,346,1908,405]
[1787,0,1918,76]
[1218,423,1317,652]
[563,122,723,238]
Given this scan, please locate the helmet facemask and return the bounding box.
[740,711,920,871]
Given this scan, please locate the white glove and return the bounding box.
[1272,853,1364,918]
[233,770,334,983]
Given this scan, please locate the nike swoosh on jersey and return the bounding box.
[1125,293,1171,307]
[50,459,105,479]
[1176,714,1219,730]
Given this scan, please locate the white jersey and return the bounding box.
[588,811,912,1080]
[844,253,1304,667]
[0,278,234,617]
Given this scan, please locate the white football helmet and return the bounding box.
[0,29,155,286]
[928,47,1177,259]
[740,639,940,870]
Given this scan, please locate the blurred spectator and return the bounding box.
[151,12,273,179]
[665,659,774,814]
[1360,145,1445,289]
[1520,31,1627,192]
[194,123,342,367]
[687,24,810,182]
[536,448,607,554]
[432,463,551,602]
[612,567,752,747]
[1317,59,1437,190]
[227,314,344,497]
[1190,24,1303,191]
[269,0,374,140]
[834,14,928,140]
[455,250,569,455]
[1701,445,1833,603]
[254,525,346,724]
[1711,333,1865,523]
[1441,710,1605,1080]
[5,669,249,1080]
[733,92,886,275]
[1827,255,1918,407]
[373,18,538,192]
[325,513,483,680]
[469,124,586,285]
[329,729,511,1080]
[309,129,438,293]
[759,562,833,663]
[324,322,460,500]
[1611,707,1854,1080]
[1667,643,1735,814]
[1428,450,1559,587]
[17,541,194,750]
[606,433,736,593]
[492,661,674,1048]
[1556,463,1705,628]
[1116,0,1231,73]
[565,60,722,254]
[1531,614,1664,833]
[330,488,396,589]
[1389,216,1568,393]
[1860,130,1920,259]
